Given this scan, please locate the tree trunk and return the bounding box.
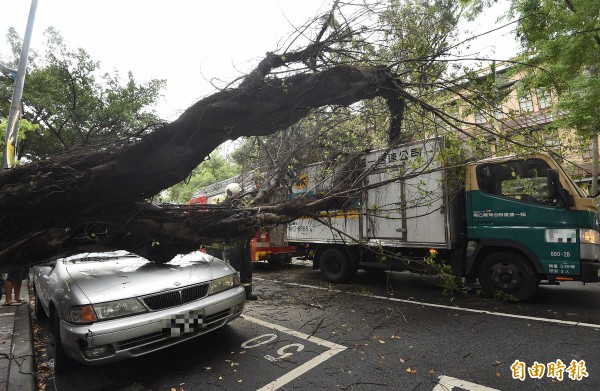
[592,136,598,195]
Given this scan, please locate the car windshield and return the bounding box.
[61,250,214,267]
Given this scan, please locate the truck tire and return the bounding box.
[478,252,538,301]
[320,248,356,283]
[268,254,282,268]
[268,254,292,268]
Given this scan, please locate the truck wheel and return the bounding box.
[268,255,283,268]
[320,248,356,283]
[51,312,79,373]
[478,252,538,301]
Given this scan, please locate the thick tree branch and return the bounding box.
[0,63,405,270]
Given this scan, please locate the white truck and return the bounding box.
[285,137,600,300]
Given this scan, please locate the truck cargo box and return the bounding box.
[287,138,459,250]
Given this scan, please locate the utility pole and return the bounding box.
[2,0,38,170]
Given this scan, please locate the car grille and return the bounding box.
[142,283,209,310]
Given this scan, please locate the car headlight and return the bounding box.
[208,273,240,295]
[69,298,147,324]
[580,229,600,244]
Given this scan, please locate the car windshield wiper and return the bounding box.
[69,254,140,263]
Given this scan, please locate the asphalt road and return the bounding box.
[41,260,600,391]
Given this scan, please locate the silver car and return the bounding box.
[32,250,245,372]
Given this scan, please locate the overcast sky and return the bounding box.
[1,0,517,121]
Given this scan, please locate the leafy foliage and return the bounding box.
[231,0,465,187]
[163,148,240,203]
[379,0,461,84]
[0,27,166,160]
[454,0,600,185]
[0,117,38,164]
[232,108,388,172]
[509,0,600,136]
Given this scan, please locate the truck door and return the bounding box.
[365,167,447,244]
[469,158,580,277]
[365,169,406,240]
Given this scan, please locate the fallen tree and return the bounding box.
[0,51,411,270]
[2,0,472,270]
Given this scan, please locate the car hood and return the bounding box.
[64,252,233,304]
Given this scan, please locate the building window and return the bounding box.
[519,91,534,112]
[543,128,560,147]
[495,107,504,119]
[535,88,552,109]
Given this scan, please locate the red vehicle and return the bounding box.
[250,228,296,266]
[189,187,295,266]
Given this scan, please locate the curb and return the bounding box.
[7,281,35,391]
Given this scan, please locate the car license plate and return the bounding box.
[163,310,204,337]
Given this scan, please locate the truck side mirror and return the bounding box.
[547,169,559,198]
[547,169,574,207]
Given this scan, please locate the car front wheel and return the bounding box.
[33,287,47,320]
[50,312,79,373]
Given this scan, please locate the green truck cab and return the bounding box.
[465,153,600,300]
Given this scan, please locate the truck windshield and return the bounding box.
[477,158,563,206]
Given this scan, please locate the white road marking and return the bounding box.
[242,314,347,391]
[255,277,600,329]
[433,375,500,391]
[241,333,279,349]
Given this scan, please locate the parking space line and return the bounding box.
[255,278,600,329]
[242,315,347,391]
[434,375,500,391]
